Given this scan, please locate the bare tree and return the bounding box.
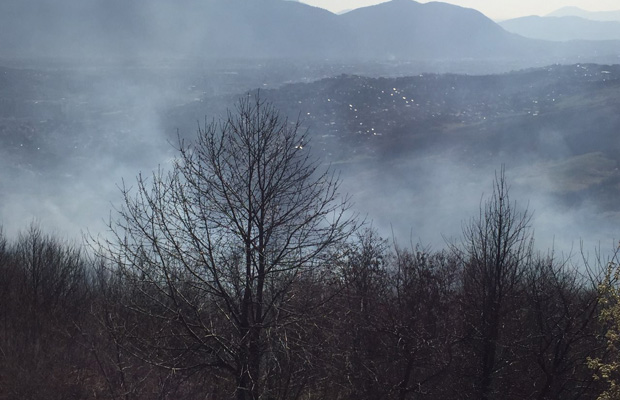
[587,246,620,400]
[450,168,534,400]
[0,223,91,400]
[522,254,601,400]
[387,246,460,400]
[99,94,356,400]
[339,229,390,399]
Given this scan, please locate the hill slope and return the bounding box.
[3,62,620,247]
[0,0,350,59]
[339,0,534,59]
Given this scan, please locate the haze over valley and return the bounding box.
[2,0,620,252]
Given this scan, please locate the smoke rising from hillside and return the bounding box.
[0,0,619,261]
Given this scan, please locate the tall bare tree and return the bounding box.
[522,254,601,400]
[450,168,534,400]
[100,94,355,400]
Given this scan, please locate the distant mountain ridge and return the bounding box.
[547,6,620,21]
[0,0,618,64]
[338,0,531,59]
[500,16,620,41]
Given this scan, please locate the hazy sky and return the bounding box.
[300,0,620,20]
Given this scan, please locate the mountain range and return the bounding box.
[500,15,620,42]
[547,6,620,21]
[338,0,531,59]
[0,0,619,65]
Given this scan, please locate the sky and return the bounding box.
[300,0,620,20]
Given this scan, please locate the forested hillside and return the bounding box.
[0,97,614,399]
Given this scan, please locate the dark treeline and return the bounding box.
[0,96,612,400]
[0,206,607,399]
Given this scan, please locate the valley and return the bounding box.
[2,61,619,250]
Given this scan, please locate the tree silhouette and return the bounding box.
[450,168,534,399]
[100,94,356,400]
